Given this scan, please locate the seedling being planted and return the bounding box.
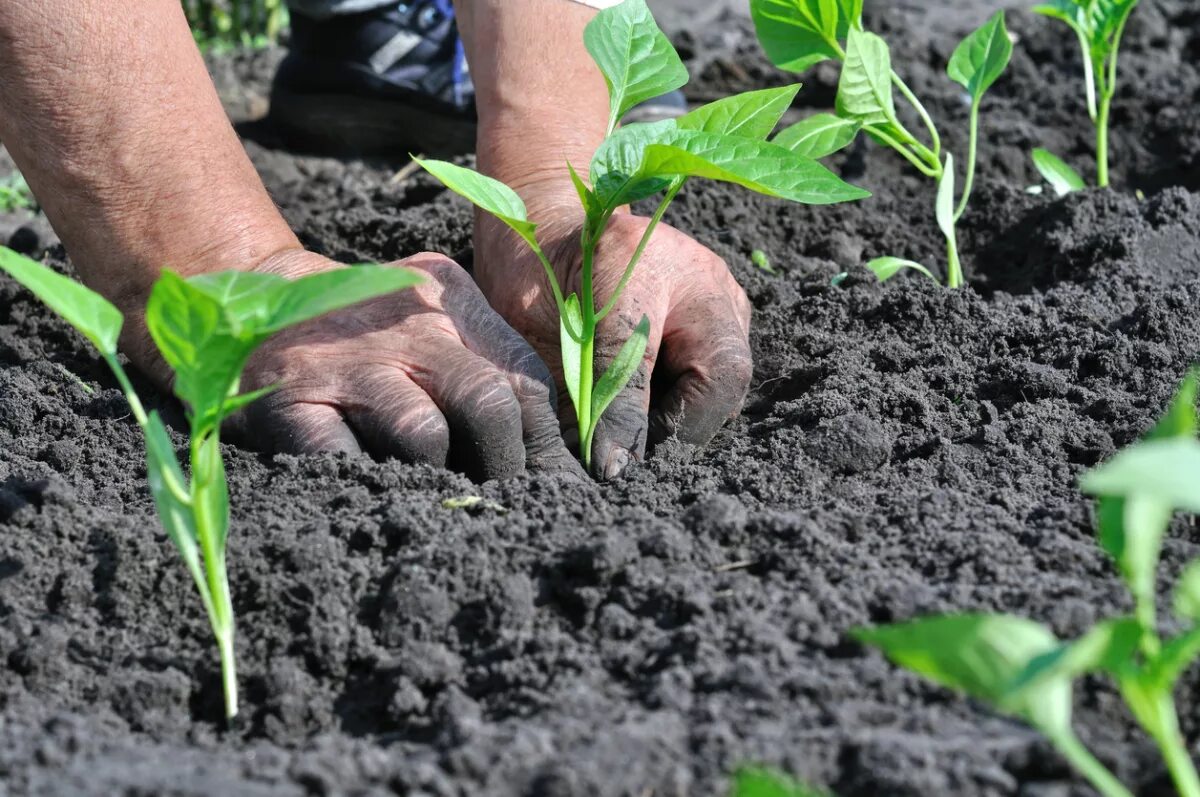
[856,372,1200,797]
[1032,0,1140,190]
[750,0,1013,287]
[416,0,866,469]
[0,247,420,720]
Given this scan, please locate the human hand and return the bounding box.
[123,249,581,480]
[475,209,754,481]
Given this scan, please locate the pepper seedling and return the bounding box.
[416,0,867,470]
[731,767,831,796]
[1032,0,1139,190]
[750,1,1012,287]
[855,372,1200,797]
[0,246,421,720]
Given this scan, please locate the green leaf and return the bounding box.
[773,113,861,159]
[751,249,777,275]
[835,29,896,126]
[677,85,802,140]
[936,153,956,242]
[591,119,681,208]
[1174,560,1200,622]
[194,432,230,551]
[1082,438,1200,514]
[866,256,938,284]
[854,614,1071,734]
[639,133,870,205]
[591,315,650,427]
[1150,625,1200,688]
[256,266,423,334]
[0,246,124,356]
[749,0,857,73]
[1034,0,1089,34]
[568,162,604,222]
[1006,618,1142,700]
[415,158,543,252]
[146,271,254,425]
[583,0,689,133]
[1097,494,1173,614]
[1032,148,1086,197]
[1146,370,1198,442]
[731,767,829,797]
[561,294,584,419]
[142,411,206,590]
[947,11,1013,101]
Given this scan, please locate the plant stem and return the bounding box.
[1096,96,1111,188]
[945,227,963,289]
[596,179,684,322]
[864,125,941,179]
[892,71,942,159]
[1143,697,1200,797]
[578,237,598,467]
[103,354,149,427]
[191,431,238,720]
[954,99,980,222]
[1048,730,1135,797]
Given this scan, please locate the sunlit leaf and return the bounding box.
[773,113,861,159]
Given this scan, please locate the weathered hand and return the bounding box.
[124,250,581,480]
[475,210,753,480]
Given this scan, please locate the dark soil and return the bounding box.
[3,1,1200,795]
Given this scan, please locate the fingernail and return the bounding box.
[602,448,633,481]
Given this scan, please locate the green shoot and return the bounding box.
[182,0,289,52]
[0,171,35,213]
[1032,147,1087,197]
[731,767,832,797]
[416,0,867,471]
[750,249,777,275]
[750,1,1012,287]
[0,246,421,720]
[1034,0,1140,188]
[856,371,1200,797]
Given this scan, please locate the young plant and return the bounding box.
[855,372,1200,797]
[750,1,1012,287]
[1032,0,1140,189]
[416,0,867,469]
[0,246,420,720]
[731,767,832,797]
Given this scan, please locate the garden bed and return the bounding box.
[2,1,1200,794]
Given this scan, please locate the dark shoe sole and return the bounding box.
[269,87,477,157]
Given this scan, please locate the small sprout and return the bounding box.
[441,495,509,514]
[751,1,1012,288]
[750,249,777,274]
[829,271,850,287]
[1034,0,1139,187]
[731,767,831,797]
[856,372,1200,797]
[0,246,420,720]
[865,256,937,284]
[417,0,866,471]
[1032,147,1086,196]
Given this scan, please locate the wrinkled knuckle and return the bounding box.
[404,252,463,284]
[464,373,523,426]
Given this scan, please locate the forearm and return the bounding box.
[0,0,299,317]
[454,0,610,214]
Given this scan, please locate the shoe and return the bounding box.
[269,1,689,157]
[270,1,475,156]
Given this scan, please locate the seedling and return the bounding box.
[1033,0,1140,189]
[416,0,867,469]
[731,767,831,796]
[0,246,420,720]
[751,249,777,275]
[856,372,1200,797]
[1032,147,1087,197]
[750,1,1012,287]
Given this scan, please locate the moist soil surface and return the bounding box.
[3,2,1200,795]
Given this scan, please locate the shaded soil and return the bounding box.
[3,1,1200,795]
